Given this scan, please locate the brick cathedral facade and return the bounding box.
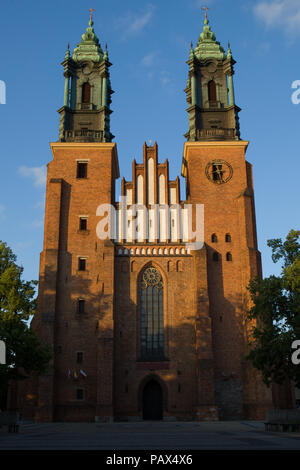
[20,15,273,421]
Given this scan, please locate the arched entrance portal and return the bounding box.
[142,380,163,420]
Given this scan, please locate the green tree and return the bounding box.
[246,229,300,389]
[0,241,51,409]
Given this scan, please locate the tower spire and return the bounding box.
[227,41,232,59]
[185,12,240,141]
[65,43,70,60]
[58,14,114,143]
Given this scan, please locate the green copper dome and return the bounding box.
[72,19,104,62]
[194,18,225,60]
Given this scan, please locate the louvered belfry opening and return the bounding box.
[82,82,91,104]
[208,80,217,105]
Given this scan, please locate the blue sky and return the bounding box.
[0,0,299,282]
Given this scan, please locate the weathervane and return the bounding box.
[201,5,210,20]
[89,8,95,22]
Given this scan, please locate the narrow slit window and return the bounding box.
[211,233,218,243]
[77,162,87,179]
[226,252,232,262]
[77,352,83,363]
[225,233,231,243]
[79,218,87,231]
[78,258,86,271]
[78,299,85,314]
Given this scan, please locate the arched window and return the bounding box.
[140,267,164,360]
[176,260,183,272]
[82,82,91,104]
[226,252,232,261]
[225,233,231,243]
[211,233,218,243]
[208,80,217,104]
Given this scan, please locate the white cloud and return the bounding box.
[254,0,300,35]
[115,4,155,39]
[141,52,156,67]
[18,165,46,188]
[160,71,172,87]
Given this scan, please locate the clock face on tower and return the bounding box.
[205,159,233,184]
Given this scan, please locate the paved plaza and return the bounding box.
[0,421,300,450]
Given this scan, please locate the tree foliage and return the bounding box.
[247,229,300,388]
[0,241,51,406]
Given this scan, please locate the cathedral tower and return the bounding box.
[182,13,271,418]
[30,15,119,422]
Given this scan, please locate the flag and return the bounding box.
[67,369,71,379]
[74,370,78,379]
[79,369,87,378]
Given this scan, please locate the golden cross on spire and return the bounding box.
[89,8,95,22]
[201,5,210,20]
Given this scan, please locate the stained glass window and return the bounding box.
[140,267,164,360]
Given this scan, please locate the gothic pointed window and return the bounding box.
[208,80,217,105]
[140,267,164,360]
[82,82,91,104]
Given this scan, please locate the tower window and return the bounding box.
[78,299,85,314]
[79,218,87,231]
[77,162,87,179]
[140,267,164,360]
[211,233,218,243]
[76,388,84,401]
[226,252,233,262]
[77,352,83,364]
[213,252,219,262]
[225,233,231,243]
[208,80,217,104]
[78,258,86,271]
[82,82,91,104]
